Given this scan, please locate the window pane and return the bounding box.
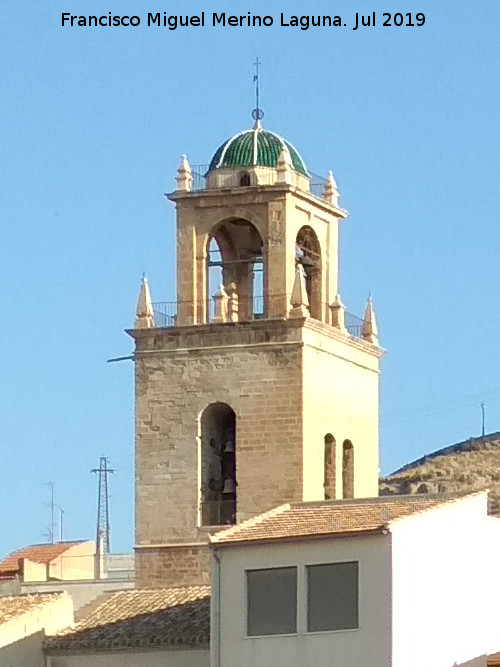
[307,562,358,632]
[247,567,297,636]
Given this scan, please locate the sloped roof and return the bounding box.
[44,586,210,652]
[210,493,472,546]
[0,593,68,624]
[381,432,500,514]
[0,541,86,577]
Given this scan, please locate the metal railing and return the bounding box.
[309,172,328,199]
[188,164,328,202]
[191,164,209,191]
[200,500,236,527]
[344,312,364,338]
[152,301,178,327]
[152,297,365,339]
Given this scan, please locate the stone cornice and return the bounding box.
[303,317,386,359]
[166,184,347,219]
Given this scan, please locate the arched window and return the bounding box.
[239,172,251,186]
[207,237,224,320]
[324,433,336,500]
[207,220,265,321]
[200,403,236,526]
[342,440,354,499]
[295,226,322,320]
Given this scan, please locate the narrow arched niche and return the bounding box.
[342,440,354,499]
[324,433,336,500]
[199,403,237,526]
[295,226,322,320]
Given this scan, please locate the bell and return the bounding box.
[222,478,236,495]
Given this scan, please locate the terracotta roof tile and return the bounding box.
[0,542,86,577]
[44,586,210,652]
[210,493,474,546]
[0,593,68,624]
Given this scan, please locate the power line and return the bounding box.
[381,388,500,428]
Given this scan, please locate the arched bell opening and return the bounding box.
[207,219,265,321]
[207,236,226,321]
[342,440,354,499]
[295,226,322,320]
[324,433,336,500]
[199,403,236,526]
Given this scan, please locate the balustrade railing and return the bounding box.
[187,165,328,203]
[152,297,365,340]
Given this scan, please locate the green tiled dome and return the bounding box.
[208,127,308,177]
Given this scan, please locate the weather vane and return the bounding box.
[252,57,264,127]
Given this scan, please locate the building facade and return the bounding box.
[130,118,384,586]
[210,492,500,667]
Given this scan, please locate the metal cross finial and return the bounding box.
[252,57,264,128]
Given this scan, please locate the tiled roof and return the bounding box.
[44,586,210,652]
[0,593,67,624]
[489,654,500,666]
[208,127,309,176]
[0,542,85,577]
[210,493,473,546]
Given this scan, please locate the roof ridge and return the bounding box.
[386,490,487,526]
[210,503,291,544]
[2,591,68,601]
[211,492,484,546]
[289,491,474,508]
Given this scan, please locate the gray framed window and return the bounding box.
[246,567,297,636]
[307,562,359,632]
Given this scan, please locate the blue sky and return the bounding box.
[1,0,499,555]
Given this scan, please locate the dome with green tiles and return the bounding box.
[208,126,309,177]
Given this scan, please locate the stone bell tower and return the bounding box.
[130,116,384,587]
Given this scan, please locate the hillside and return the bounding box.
[380,432,500,514]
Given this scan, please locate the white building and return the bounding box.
[0,592,73,667]
[210,492,500,667]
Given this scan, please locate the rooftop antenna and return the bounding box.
[252,56,264,129]
[91,456,115,556]
[56,504,65,542]
[42,481,57,543]
[481,401,486,437]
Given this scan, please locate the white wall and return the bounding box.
[302,330,380,502]
[213,533,392,667]
[390,493,493,667]
[485,516,500,657]
[0,596,73,667]
[48,648,209,667]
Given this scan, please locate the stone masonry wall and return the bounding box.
[133,320,304,584]
[135,545,211,588]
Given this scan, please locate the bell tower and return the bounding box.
[130,117,384,587]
